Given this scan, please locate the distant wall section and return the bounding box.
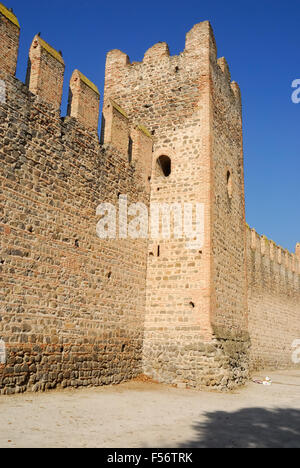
[247,227,300,370]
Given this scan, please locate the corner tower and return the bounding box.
[104,21,249,389]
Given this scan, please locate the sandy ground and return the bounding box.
[1,369,300,448]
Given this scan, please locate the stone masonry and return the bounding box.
[0,2,299,394]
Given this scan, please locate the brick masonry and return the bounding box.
[0,2,299,394]
[247,229,300,370]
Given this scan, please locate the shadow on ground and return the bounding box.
[179,408,300,448]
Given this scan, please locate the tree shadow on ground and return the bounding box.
[179,408,300,448]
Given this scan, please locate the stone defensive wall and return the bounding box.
[246,227,300,370]
[0,1,299,395]
[0,2,152,394]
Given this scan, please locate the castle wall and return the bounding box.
[104,26,213,387]
[0,3,20,75]
[246,229,300,370]
[104,22,251,389]
[0,10,149,394]
[26,35,65,110]
[0,1,299,394]
[211,64,248,333]
[209,58,250,380]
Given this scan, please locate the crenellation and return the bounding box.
[0,2,20,76]
[0,3,299,394]
[26,34,65,110]
[102,99,130,155]
[247,227,300,275]
[261,235,267,255]
[0,65,149,393]
[0,2,19,28]
[107,48,131,66]
[105,49,131,86]
[213,60,242,115]
[143,42,170,63]
[285,250,290,269]
[247,226,300,370]
[250,228,256,249]
[230,81,242,107]
[130,124,153,190]
[291,254,297,273]
[278,246,283,264]
[184,20,217,64]
[68,70,100,132]
[217,57,231,82]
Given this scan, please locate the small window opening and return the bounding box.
[189,302,195,309]
[107,272,112,279]
[75,239,79,248]
[128,137,133,164]
[227,171,233,199]
[157,246,160,257]
[157,155,171,177]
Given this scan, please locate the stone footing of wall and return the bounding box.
[0,343,142,395]
[143,328,250,391]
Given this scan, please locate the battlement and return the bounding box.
[0,59,151,185]
[0,3,241,135]
[68,70,100,131]
[246,226,300,371]
[0,1,158,144]
[101,98,153,186]
[106,21,217,68]
[104,20,241,122]
[0,2,20,75]
[246,225,300,275]
[0,2,299,394]
[0,2,100,131]
[25,34,65,110]
[296,243,300,259]
[0,2,19,27]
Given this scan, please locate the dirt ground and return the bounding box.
[1,369,300,448]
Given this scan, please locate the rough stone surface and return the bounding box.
[104,22,252,389]
[247,229,300,370]
[0,71,149,394]
[0,5,299,395]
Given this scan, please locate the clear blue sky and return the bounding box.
[6,0,300,252]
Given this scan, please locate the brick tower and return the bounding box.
[104,22,250,388]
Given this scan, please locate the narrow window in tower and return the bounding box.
[128,136,133,164]
[157,155,171,177]
[227,170,233,199]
